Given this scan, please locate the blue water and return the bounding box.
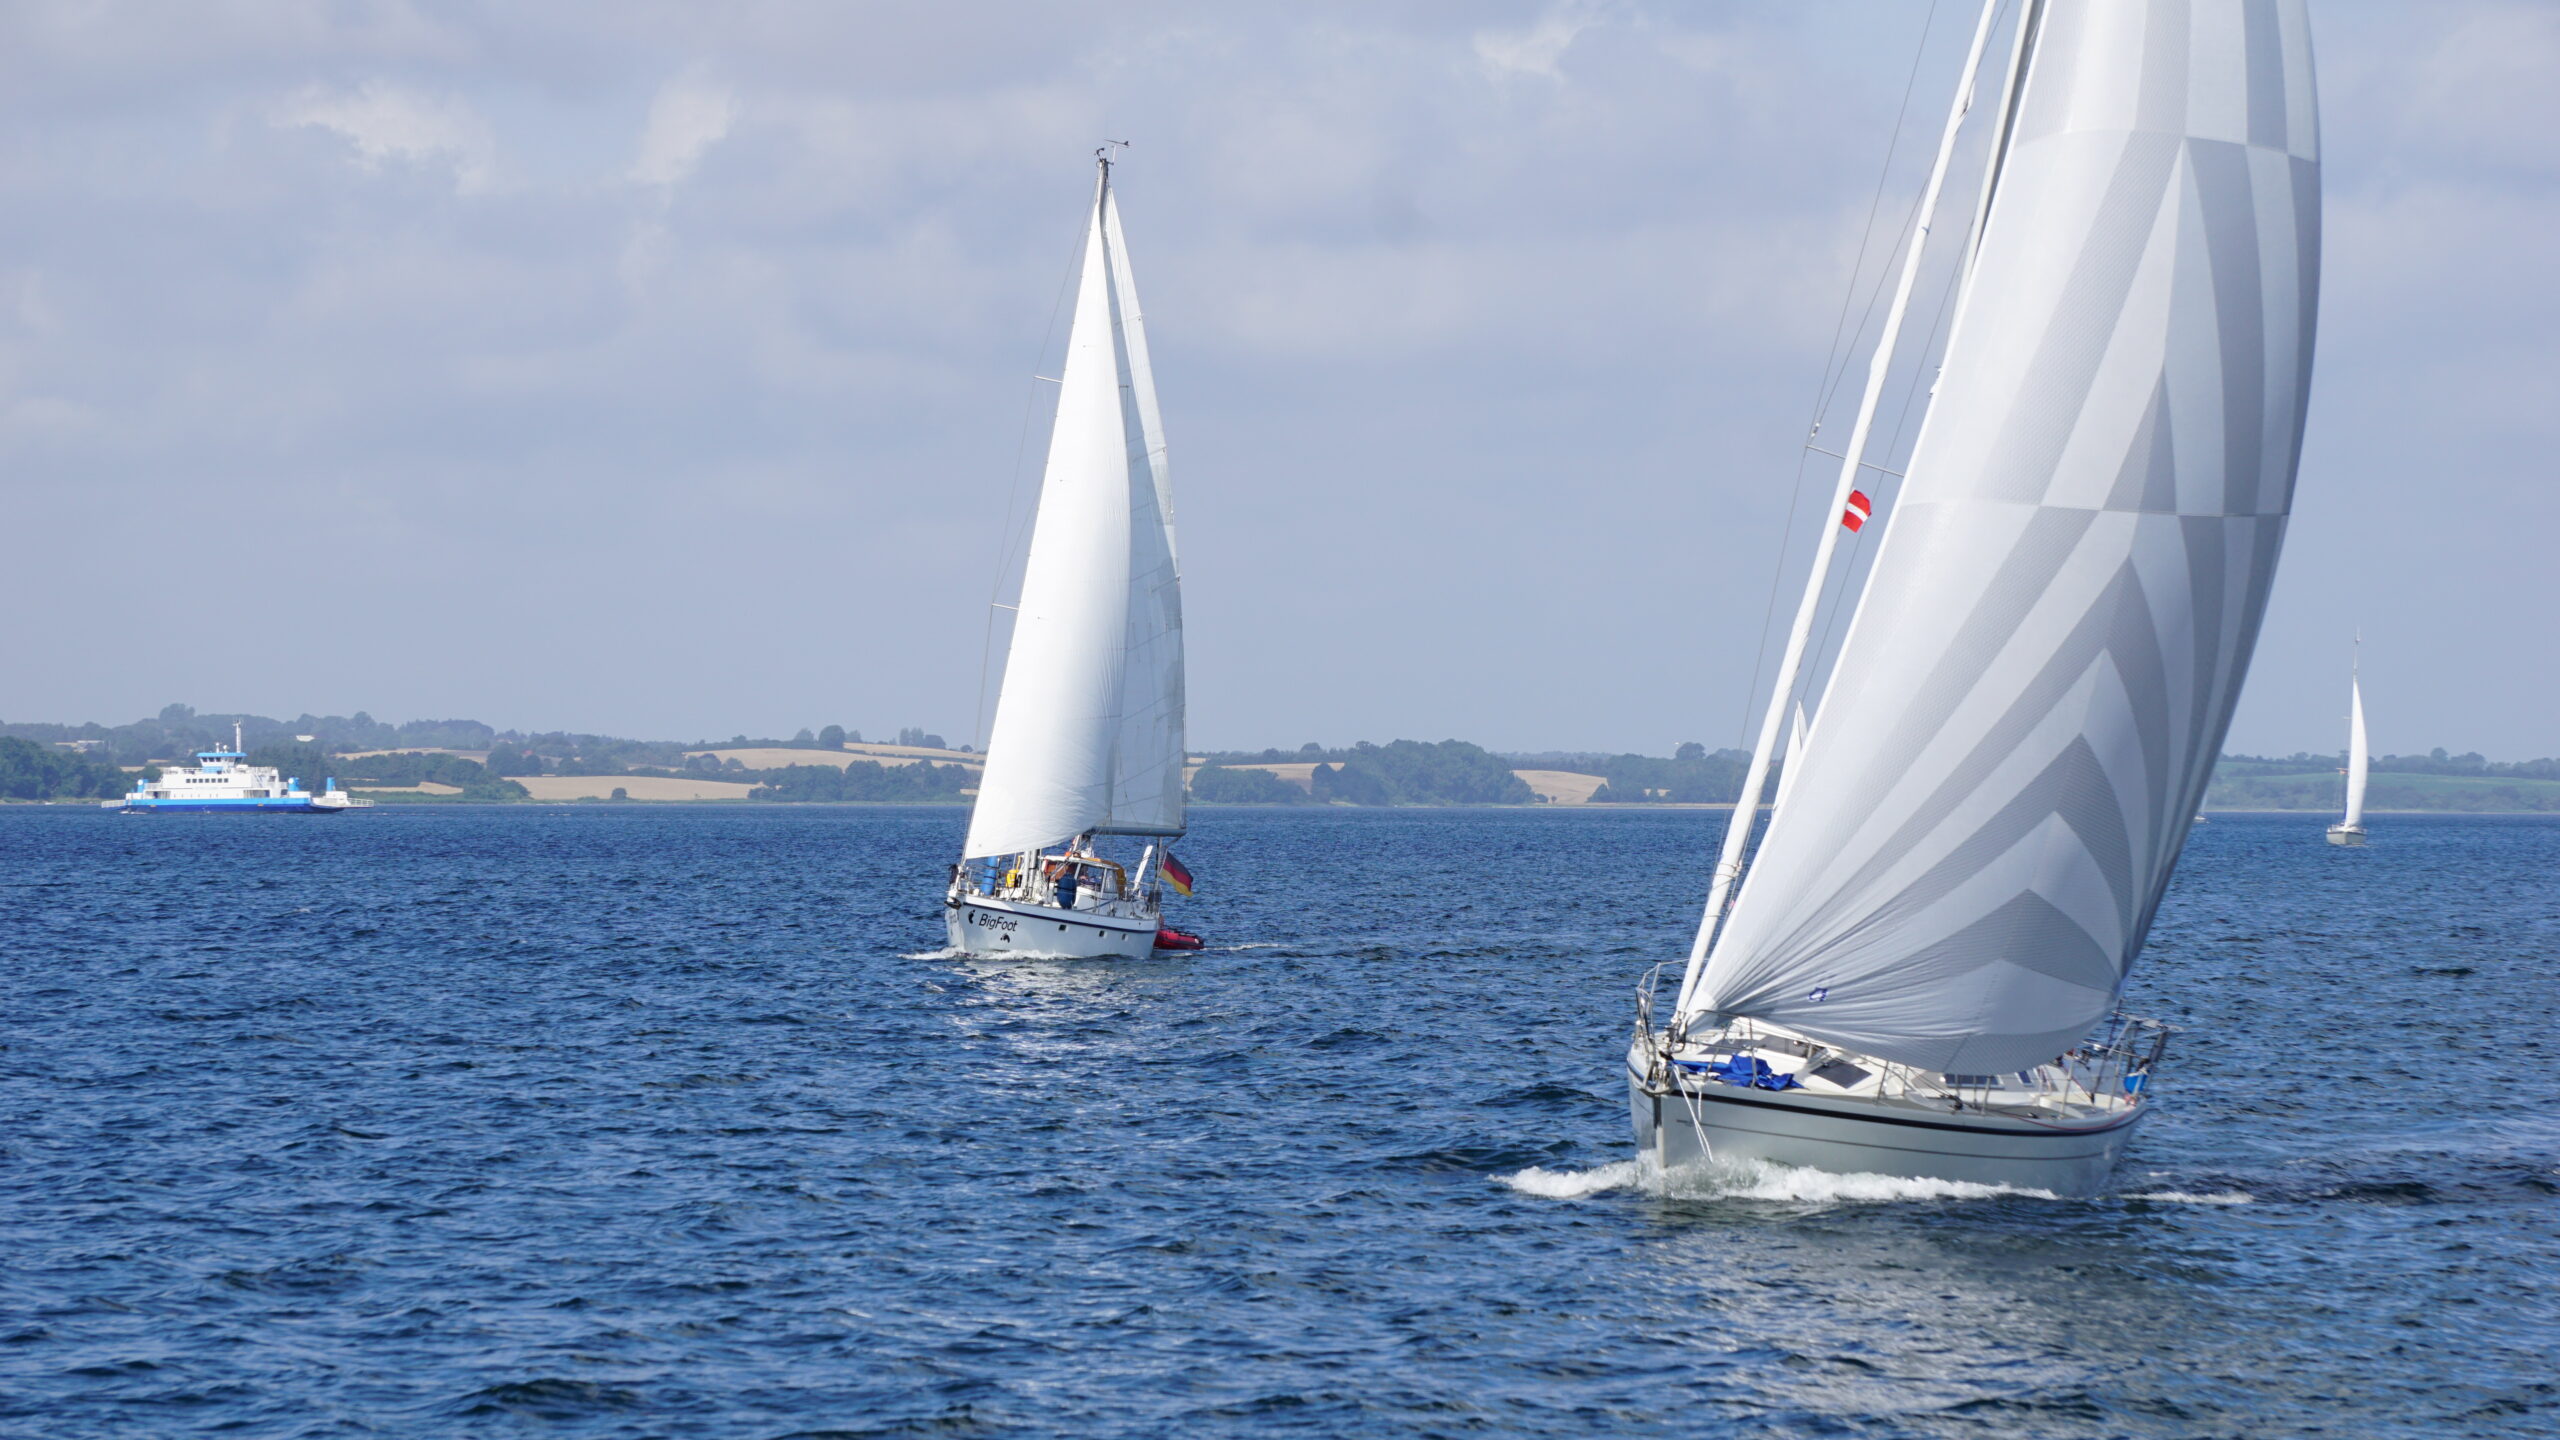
[1,806,2553,1438]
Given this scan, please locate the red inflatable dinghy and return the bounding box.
[1153,927,1206,951]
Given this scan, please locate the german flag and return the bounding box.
[1159,851,1195,897]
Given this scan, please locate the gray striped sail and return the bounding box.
[1693,0,2321,1073]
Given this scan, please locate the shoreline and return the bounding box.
[20,799,2560,817]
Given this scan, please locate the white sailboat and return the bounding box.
[946,153,1191,960]
[2328,650,2368,845]
[1629,0,2323,1194]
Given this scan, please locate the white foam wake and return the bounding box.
[1702,1157,2057,1204]
[1500,1160,1651,1199]
[1498,1154,2058,1205]
[2122,1189,2253,1205]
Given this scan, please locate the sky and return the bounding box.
[2,1,2551,758]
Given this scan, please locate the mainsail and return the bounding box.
[1686,1,2322,1072]
[2342,673,2367,831]
[964,165,1187,860]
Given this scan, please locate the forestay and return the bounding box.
[964,169,1187,860]
[1689,1,2322,1072]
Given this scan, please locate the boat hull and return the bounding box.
[2326,825,2366,846]
[107,798,347,813]
[945,893,1159,959]
[1627,1057,2140,1196]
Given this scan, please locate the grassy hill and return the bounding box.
[2205,768,2560,813]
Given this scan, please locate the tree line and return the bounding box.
[0,737,135,801]
[1191,740,1533,806]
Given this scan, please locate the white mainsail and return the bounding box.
[1684,1,2323,1073]
[964,165,1186,860]
[2342,673,2367,831]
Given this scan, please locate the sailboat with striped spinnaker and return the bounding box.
[1628,0,2324,1194]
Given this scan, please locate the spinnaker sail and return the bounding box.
[1685,0,2323,1073]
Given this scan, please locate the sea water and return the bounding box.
[0,806,2552,1437]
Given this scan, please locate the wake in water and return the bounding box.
[1499,1155,2057,1205]
[1501,1157,2260,1207]
[904,946,1158,962]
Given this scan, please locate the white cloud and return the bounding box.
[630,73,736,187]
[1474,1,1604,81]
[277,80,495,192]
[0,2,2549,755]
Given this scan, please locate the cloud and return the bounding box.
[277,80,495,192]
[630,72,736,187]
[1474,1,1604,81]
[0,2,2550,755]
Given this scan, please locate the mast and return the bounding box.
[1672,0,2012,1027]
[1961,0,2042,282]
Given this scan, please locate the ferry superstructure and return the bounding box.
[103,723,371,814]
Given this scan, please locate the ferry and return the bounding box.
[102,723,372,814]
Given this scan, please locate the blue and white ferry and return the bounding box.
[102,723,372,813]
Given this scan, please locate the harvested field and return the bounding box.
[688,746,981,772]
[514,776,759,802]
[1512,770,1607,805]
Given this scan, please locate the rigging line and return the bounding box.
[1814,175,1930,431]
[1801,0,2021,706]
[1803,201,1973,699]
[1734,0,1941,755]
[971,200,1090,752]
[1808,0,1943,427]
[1734,446,1817,752]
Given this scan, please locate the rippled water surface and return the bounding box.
[2,805,2554,1438]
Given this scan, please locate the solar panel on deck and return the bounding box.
[1808,1060,1871,1089]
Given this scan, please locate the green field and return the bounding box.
[2205,767,2560,813]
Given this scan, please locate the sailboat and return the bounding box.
[946,152,1191,960]
[2328,649,2368,845]
[1628,0,2322,1194]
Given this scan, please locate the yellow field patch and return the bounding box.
[687,746,981,772]
[514,776,760,802]
[1512,770,1607,805]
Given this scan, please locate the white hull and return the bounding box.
[1628,1024,2150,1194]
[1625,1038,2144,1197]
[2326,824,2366,846]
[945,892,1159,960]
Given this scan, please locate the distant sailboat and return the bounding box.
[1627,0,2322,1194]
[2328,650,2368,845]
[945,152,1192,959]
